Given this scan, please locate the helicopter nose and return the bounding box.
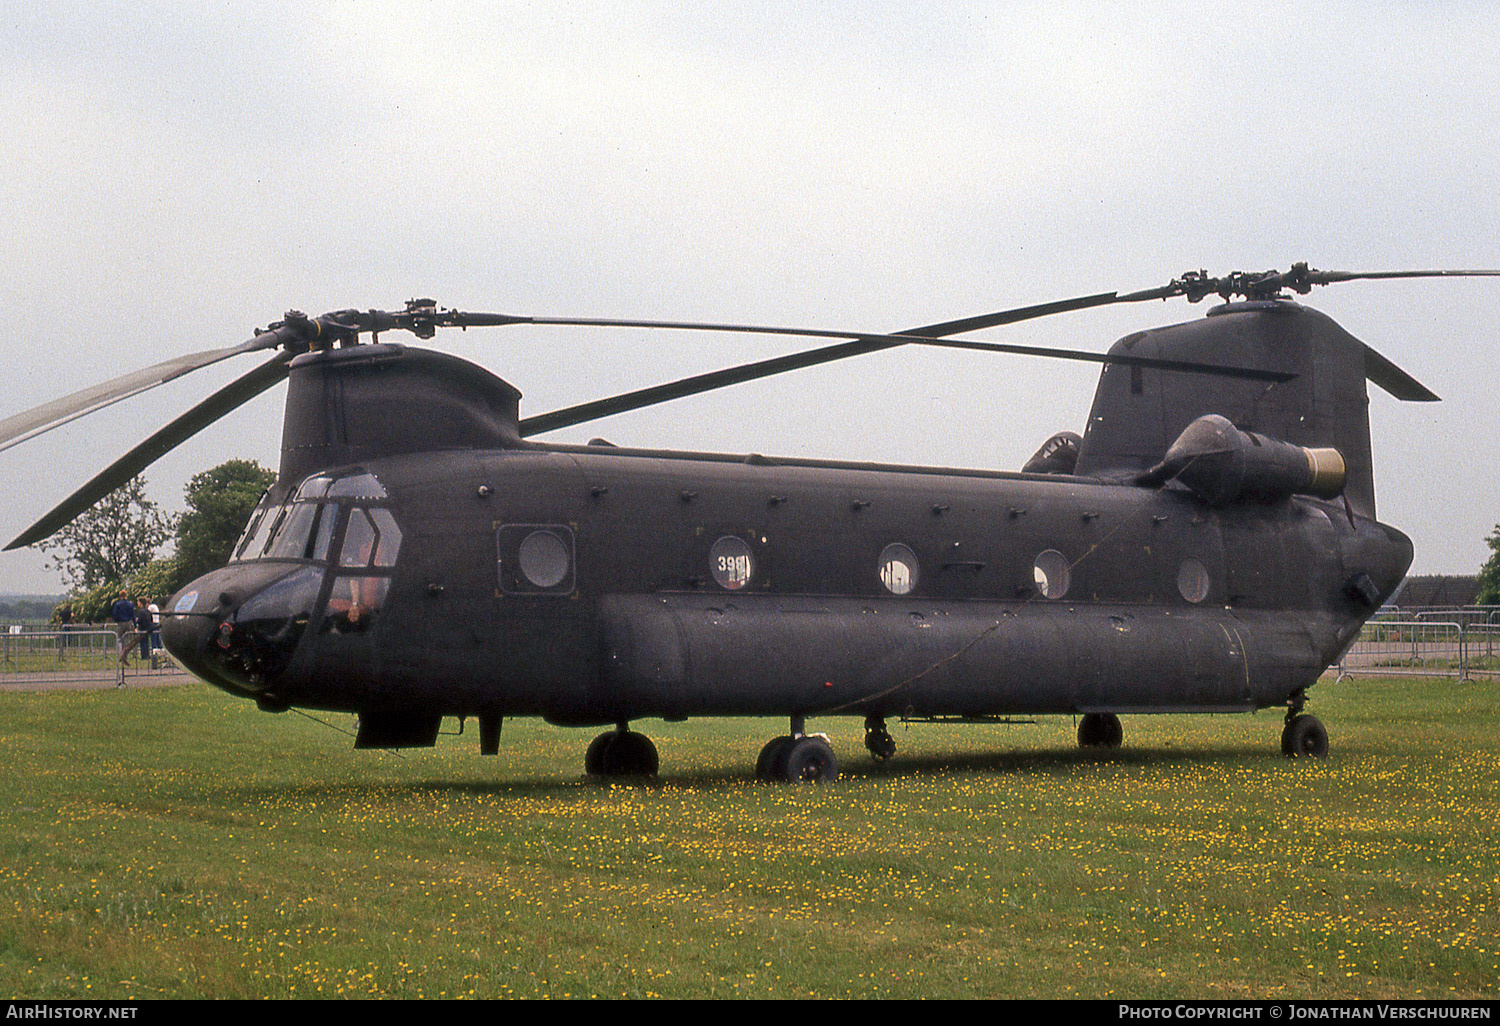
[161,612,237,690]
[162,564,324,701]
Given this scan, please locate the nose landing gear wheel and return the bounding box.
[1281,714,1328,758]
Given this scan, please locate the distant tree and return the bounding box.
[70,582,124,624]
[38,476,176,593]
[1478,525,1500,605]
[130,556,183,604]
[174,459,276,583]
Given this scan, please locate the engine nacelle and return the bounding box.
[1022,431,1082,475]
[1143,414,1346,505]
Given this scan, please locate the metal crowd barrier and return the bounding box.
[1369,605,1500,625]
[0,626,183,686]
[1463,623,1500,678]
[1336,619,1500,683]
[1414,608,1500,630]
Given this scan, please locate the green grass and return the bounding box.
[0,677,1496,999]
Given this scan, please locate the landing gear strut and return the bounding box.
[864,715,896,761]
[585,723,659,776]
[1077,712,1123,749]
[756,715,839,783]
[1280,692,1329,758]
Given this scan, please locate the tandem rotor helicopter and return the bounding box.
[3,263,1495,782]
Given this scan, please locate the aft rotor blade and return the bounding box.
[0,330,286,455]
[518,294,1126,435]
[1362,343,1439,402]
[1300,268,1500,288]
[5,352,293,550]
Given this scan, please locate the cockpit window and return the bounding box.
[338,507,402,569]
[295,475,333,500]
[368,509,401,567]
[261,506,296,557]
[234,501,345,564]
[321,576,390,635]
[241,505,288,561]
[323,504,401,634]
[267,503,323,559]
[328,472,388,499]
[311,505,336,562]
[232,504,274,561]
[340,509,377,567]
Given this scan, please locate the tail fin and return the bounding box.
[1073,301,1380,517]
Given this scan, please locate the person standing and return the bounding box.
[148,597,161,653]
[135,596,154,663]
[52,602,75,648]
[110,591,136,677]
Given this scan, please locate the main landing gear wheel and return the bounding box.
[756,728,839,784]
[783,736,839,783]
[1077,712,1123,749]
[1281,714,1329,758]
[585,725,659,776]
[755,736,796,781]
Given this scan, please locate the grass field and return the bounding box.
[0,677,1496,1000]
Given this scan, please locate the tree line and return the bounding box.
[1480,526,1500,605]
[43,460,276,623]
[0,597,62,622]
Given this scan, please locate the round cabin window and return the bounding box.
[709,536,754,590]
[879,543,919,595]
[1177,558,1210,604]
[518,530,571,589]
[1033,549,1071,600]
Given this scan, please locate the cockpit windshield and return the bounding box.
[267,502,335,560]
[231,471,400,568]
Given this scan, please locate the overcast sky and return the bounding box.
[2,1,1497,596]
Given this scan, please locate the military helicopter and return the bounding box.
[4,263,1495,782]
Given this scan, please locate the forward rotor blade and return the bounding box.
[518,294,1124,436]
[5,352,293,551]
[0,332,282,454]
[886,292,1126,337]
[504,291,1122,343]
[520,336,894,436]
